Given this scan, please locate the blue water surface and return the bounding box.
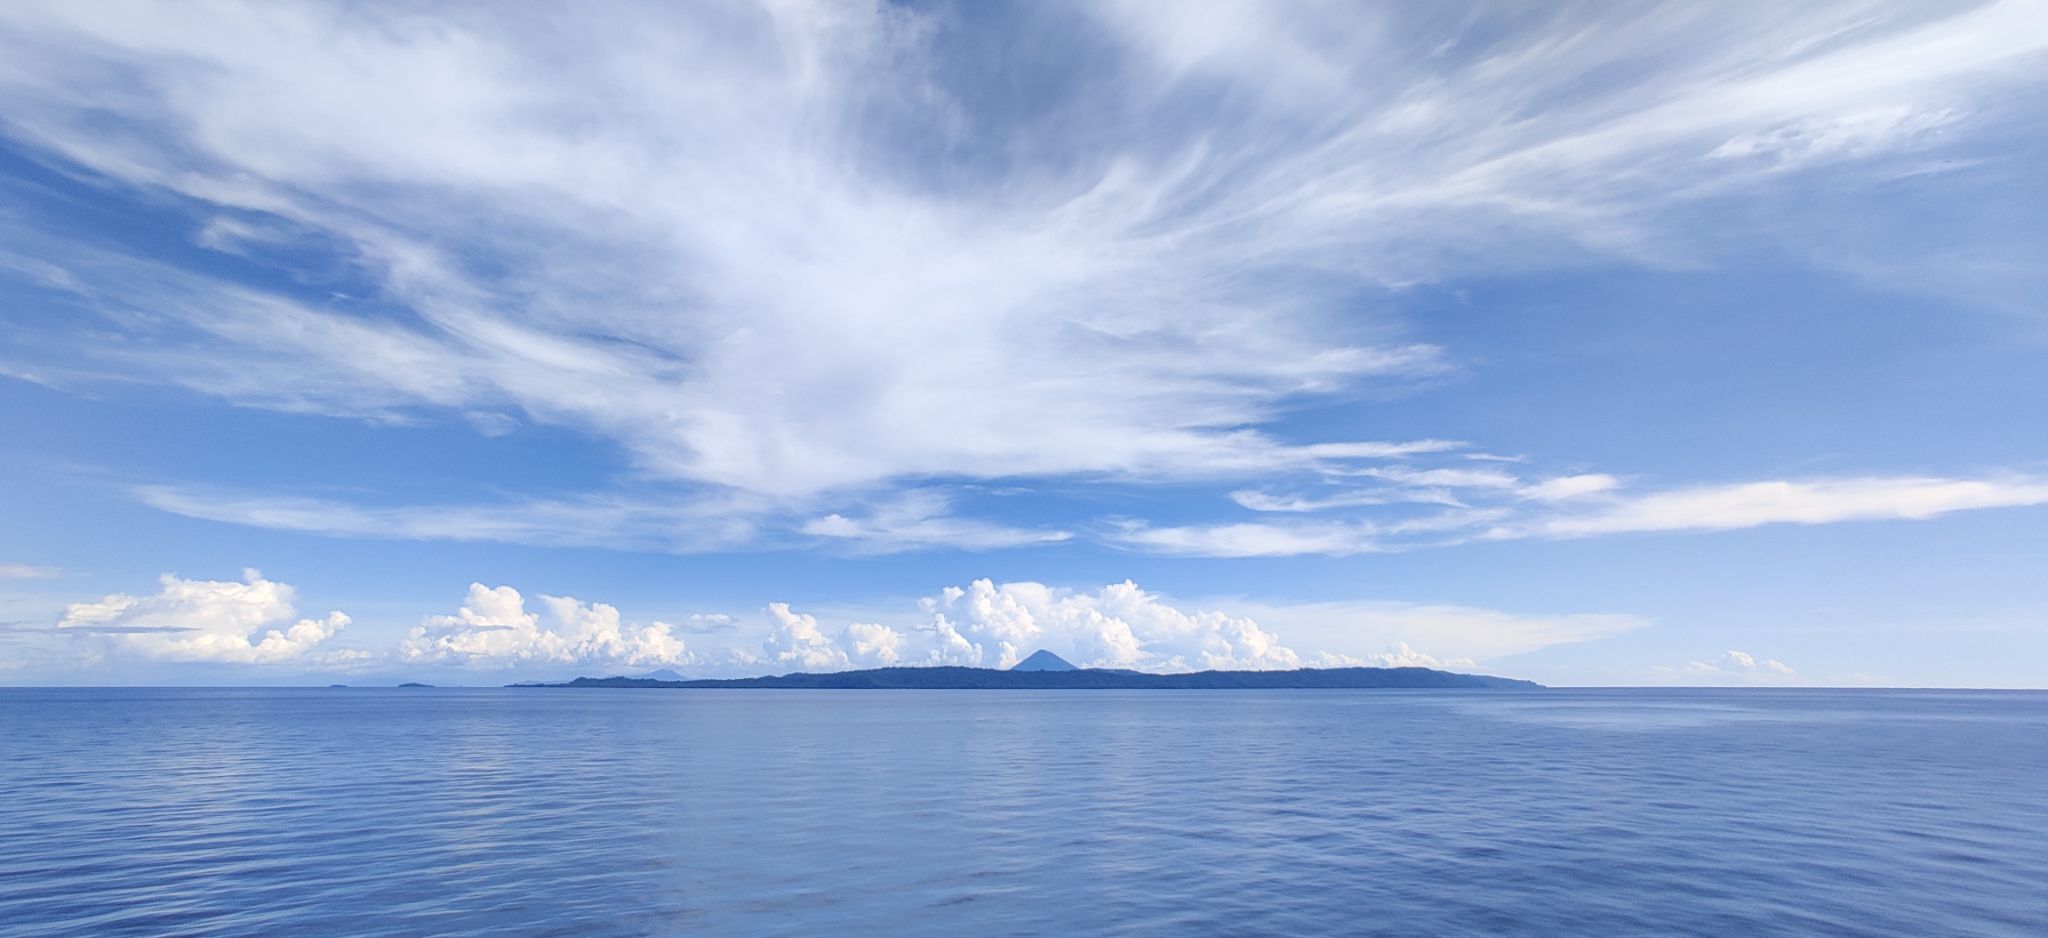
[1,688,2044,936]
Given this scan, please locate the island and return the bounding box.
[515,650,1539,690]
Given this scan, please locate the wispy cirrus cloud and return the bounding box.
[800,490,1073,553]
[1116,472,2048,557]
[136,468,2048,558]
[1528,475,2048,538]
[131,484,774,553]
[134,483,1070,555]
[1,0,2043,550]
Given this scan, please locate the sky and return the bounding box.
[1,0,2045,687]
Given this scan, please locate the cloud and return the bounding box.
[712,579,1316,673]
[1671,649,1800,685]
[0,1,1450,502]
[1111,520,1389,558]
[1114,504,1509,557]
[758,602,851,671]
[0,563,61,579]
[800,490,1071,553]
[1125,473,2048,556]
[906,579,1299,671]
[1313,642,1476,671]
[156,468,2048,563]
[843,621,905,666]
[133,485,769,553]
[768,579,1636,674]
[36,572,1642,676]
[0,0,2040,542]
[1519,474,1621,502]
[1532,475,2048,538]
[57,569,348,663]
[1231,599,1647,665]
[679,613,738,634]
[403,583,691,668]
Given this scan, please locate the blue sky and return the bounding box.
[2,1,2045,686]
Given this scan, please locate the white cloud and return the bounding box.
[843,621,905,666]
[38,572,1643,677]
[1519,474,1620,502]
[917,579,1300,672]
[1533,475,2048,538]
[1111,520,1387,558]
[1355,466,1523,490]
[0,2,1449,502]
[1314,642,1476,671]
[1710,105,1961,170]
[0,563,61,579]
[133,484,769,553]
[0,0,2039,539]
[404,583,691,668]
[57,569,347,663]
[713,579,1316,673]
[1129,473,2048,557]
[1235,599,1647,666]
[1672,649,1800,685]
[784,580,1639,674]
[1113,505,1507,557]
[744,580,1620,676]
[1228,489,1430,513]
[800,490,1070,553]
[759,602,851,672]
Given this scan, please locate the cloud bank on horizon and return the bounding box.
[1,1,2045,684]
[48,570,1639,680]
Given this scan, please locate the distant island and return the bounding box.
[516,650,1539,690]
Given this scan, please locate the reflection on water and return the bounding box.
[2,688,2044,936]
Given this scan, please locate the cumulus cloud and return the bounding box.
[725,579,1632,675]
[57,569,347,663]
[843,621,905,666]
[37,572,1642,676]
[404,583,690,668]
[1314,642,1477,671]
[709,579,1311,674]
[1675,650,1800,685]
[758,602,851,672]
[793,579,1293,672]
[940,578,1302,671]
[1,1,2042,551]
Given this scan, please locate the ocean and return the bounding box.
[2,687,2043,936]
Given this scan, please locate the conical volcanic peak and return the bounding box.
[1010,650,1077,672]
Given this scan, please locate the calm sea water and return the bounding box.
[2,688,2044,936]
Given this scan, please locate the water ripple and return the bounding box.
[2,688,2045,936]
